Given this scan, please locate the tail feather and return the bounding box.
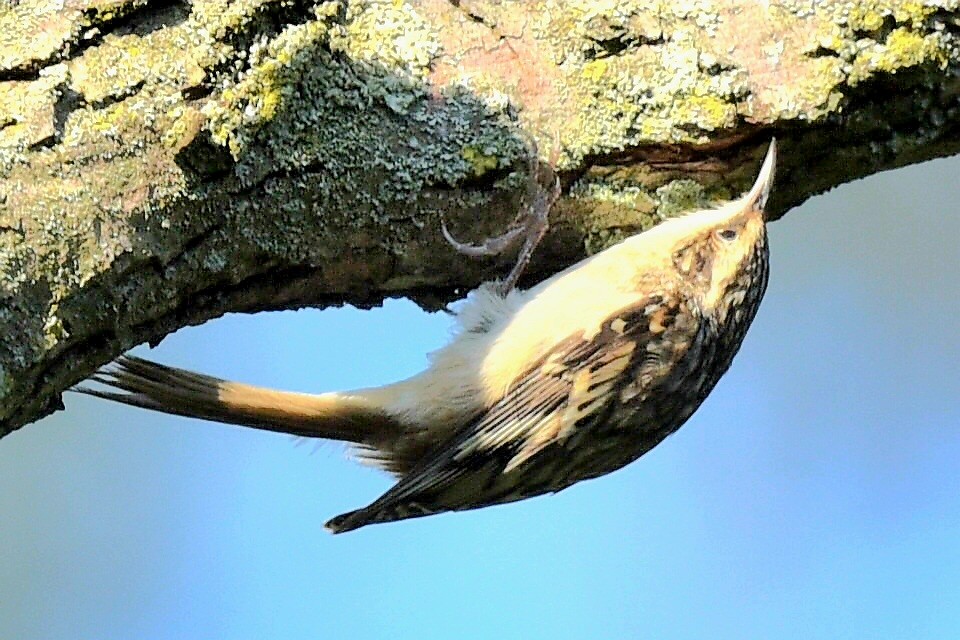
[325,501,439,534]
[77,355,401,444]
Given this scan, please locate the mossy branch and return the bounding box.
[2,0,959,436]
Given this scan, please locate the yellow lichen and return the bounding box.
[893,2,937,24]
[0,76,58,149]
[0,3,81,71]
[676,93,736,131]
[67,26,207,104]
[161,105,205,151]
[582,59,608,81]
[334,1,440,76]
[461,146,500,178]
[850,28,948,83]
[847,7,886,32]
[42,304,68,350]
[202,20,332,156]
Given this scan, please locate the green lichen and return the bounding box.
[655,179,710,218]
[70,34,149,103]
[570,171,733,254]
[83,0,150,23]
[204,1,441,160]
[0,365,10,405]
[565,42,745,151]
[193,0,530,251]
[61,87,166,147]
[574,180,649,204]
[846,5,887,31]
[531,0,745,161]
[572,179,658,254]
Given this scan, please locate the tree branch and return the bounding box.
[2,0,959,436]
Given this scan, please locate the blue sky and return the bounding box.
[2,155,959,639]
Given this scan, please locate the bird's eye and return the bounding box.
[717,229,738,242]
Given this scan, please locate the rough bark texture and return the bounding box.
[2,0,959,436]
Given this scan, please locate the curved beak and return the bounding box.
[744,138,777,216]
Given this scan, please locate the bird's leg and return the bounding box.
[501,153,559,294]
[442,135,561,295]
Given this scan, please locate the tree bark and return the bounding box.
[1,0,959,436]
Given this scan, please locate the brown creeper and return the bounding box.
[78,139,777,534]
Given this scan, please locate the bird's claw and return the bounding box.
[444,133,561,296]
[440,220,526,258]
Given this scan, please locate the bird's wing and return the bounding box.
[329,291,697,530]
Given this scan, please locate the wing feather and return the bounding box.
[352,293,689,518]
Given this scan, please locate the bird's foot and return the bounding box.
[442,133,561,296]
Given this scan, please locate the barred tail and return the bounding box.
[325,502,439,534]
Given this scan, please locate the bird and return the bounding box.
[78,138,777,534]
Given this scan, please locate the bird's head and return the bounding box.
[523,139,777,338]
[667,139,776,326]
